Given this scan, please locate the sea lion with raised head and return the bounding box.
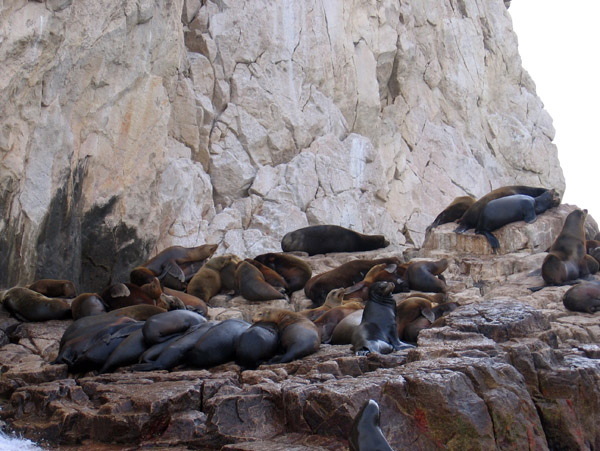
[282,225,389,256]
[186,254,241,301]
[300,287,347,322]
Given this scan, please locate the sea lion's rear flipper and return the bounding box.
[479,231,500,251]
[528,285,546,293]
[159,260,185,282]
[524,212,537,224]
[454,224,469,234]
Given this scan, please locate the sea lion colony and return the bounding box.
[1,188,599,377]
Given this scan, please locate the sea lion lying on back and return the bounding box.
[282,225,389,256]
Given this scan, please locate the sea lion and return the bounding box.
[401,301,459,342]
[426,195,476,232]
[304,257,406,306]
[1,287,71,322]
[162,287,208,316]
[405,259,448,293]
[252,309,321,364]
[187,319,251,368]
[344,263,406,302]
[27,279,77,298]
[142,244,219,283]
[541,209,598,286]
[330,309,364,345]
[71,293,107,320]
[475,191,560,251]
[129,266,159,287]
[101,278,162,311]
[99,328,148,373]
[351,282,413,355]
[253,253,312,293]
[349,399,393,451]
[562,281,600,313]
[235,321,280,369]
[455,186,559,232]
[142,309,206,345]
[300,287,347,322]
[281,225,390,256]
[235,261,287,302]
[395,297,435,341]
[313,302,364,343]
[186,254,241,301]
[245,259,289,292]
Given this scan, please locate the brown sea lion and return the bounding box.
[586,240,600,253]
[1,287,71,322]
[562,281,600,313]
[344,263,406,302]
[281,225,389,256]
[401,301,459,342]
[351,282,413,355]
[245,258,289,292]
[313,301,364,343]
[186,254,241,301]
[300,287,347,322]
[349,399,393,451]
[426,195,476,232]
[163,287,208,316]
[405,259,448,293]
[235,261,287,302]
[304,257,406,306]
[541,209,598,286]
[101,277,162,311]
[27,279,77,298]
[455,186,559,232]
[330,309,364,345]
[142,244,218,283]
[71,293,107,320]
[252,308,321,363]
[129,266,159,287]
[395,297,435,341]
[475,191,560,251]
[253,252,312,293]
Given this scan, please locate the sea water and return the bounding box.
[0,431,45,451]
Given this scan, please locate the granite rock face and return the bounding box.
[0,0,564,292]
[1,208,600,450]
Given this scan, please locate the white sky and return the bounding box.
[509,1,600,221]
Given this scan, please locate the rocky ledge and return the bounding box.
[1,205,600,450]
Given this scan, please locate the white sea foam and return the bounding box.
[0,431,45,451]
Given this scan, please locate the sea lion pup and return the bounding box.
[245,259,289,292]
[253,253,312,293]
[101,277,163,311]
[455,185,559,233]
[281,225,390,256]
[404,259,448,293]
[349,399,393,451]
[1,287,71,322]
[71,293,107,320]
[141,244,219,283]
[402,301,459,343]
[142,309,206,345]
[314,301,365,343]
[539,209,598,287]
[562,281,600,313]
[186,254,241,301]
[187,319,251,368]
[475,191,560,251]
[351,282,414,356]
[252,309,321,364]
[27,279,77,298]
[235,321,280,369]
[235,261,287,302]
[300,288,347,322]
[426,195,476,233]
[304,257,406,306]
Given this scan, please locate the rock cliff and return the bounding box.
[0,0,564,292]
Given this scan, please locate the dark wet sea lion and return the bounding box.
[475,191,560,251]
[349,399,393,451]
[142,309,206,345]
[351,282,413,355]
[405,259,448,293]
[253,252,312,293]
[99,328,148,373]
[187,254,241,301]
[1,287,71,322]
[562,281,600,313]
[455,186,559,232]
[252,309,321,364]
[188,319,251,368]
[235,261,287,301]
[281,225,389,255]
[71,293,106,320]
[235,321,280,369]
[27,279,77,298]
[142,244,218,283]
[541,209,597,285]
[426,195,476,232]
[304,257,406,306]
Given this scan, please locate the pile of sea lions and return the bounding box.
[2,187,599,378]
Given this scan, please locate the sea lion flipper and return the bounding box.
[524,212,537,224]
[421,307,435,323]
[480,231,500,250]
[110,284,130,298]
[160,260,186,282]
